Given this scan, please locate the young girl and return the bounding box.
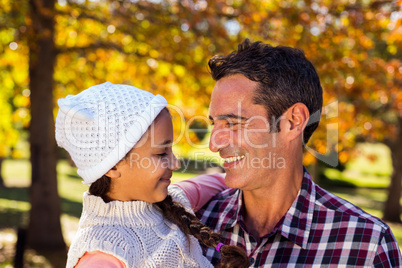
[55,82,249,268]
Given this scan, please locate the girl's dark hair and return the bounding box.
[155,195,249,268]
[89,175,112,203]
[89,179,249,267]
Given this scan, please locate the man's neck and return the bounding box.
[242,166,304,239]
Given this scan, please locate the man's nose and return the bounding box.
[209,127,230,152]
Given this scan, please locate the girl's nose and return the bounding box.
[169,154,181,171]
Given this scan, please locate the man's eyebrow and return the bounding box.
[209,114,249,122]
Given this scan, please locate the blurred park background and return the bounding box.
[1,0,402,267]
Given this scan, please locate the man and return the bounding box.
[176,39,402,267]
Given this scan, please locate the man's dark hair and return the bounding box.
[208,39,323,145]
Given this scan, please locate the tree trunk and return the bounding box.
[0,157,5,187]
[27,0,66,252]
[383,116,402,223]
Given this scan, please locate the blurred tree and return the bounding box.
[0,97,18,187]
[0,6,35,268]
[0,2,28,187]
[27,0,67,254]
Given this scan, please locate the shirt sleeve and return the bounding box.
[75,251,126,268]
[173,173,227,211]
[373,228,402,267]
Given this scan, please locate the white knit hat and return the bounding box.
[55,82,167,185]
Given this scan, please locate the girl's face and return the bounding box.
[106,109,181,203]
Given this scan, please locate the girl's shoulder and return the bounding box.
[168,185,193,211]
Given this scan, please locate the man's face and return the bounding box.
[209,74,287,191]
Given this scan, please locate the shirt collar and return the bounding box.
[279,168,315,249]
[216,167,315,249]
[215,188,242,231]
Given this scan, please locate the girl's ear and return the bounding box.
[105,166,121,179]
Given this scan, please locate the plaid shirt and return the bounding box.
[196,168,402,267]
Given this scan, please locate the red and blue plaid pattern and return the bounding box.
[196,168,402,267]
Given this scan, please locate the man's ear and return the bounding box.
[105,166,121,179]
[283,103,309,141]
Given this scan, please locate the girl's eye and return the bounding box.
[157,153,168,157]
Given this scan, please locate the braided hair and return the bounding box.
[155,195,250,268]
[89,178,249,267]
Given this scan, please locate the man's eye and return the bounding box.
[228,122,239,127]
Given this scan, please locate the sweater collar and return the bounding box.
[79,191,165,228]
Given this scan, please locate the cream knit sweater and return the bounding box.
[66,186,214,268]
